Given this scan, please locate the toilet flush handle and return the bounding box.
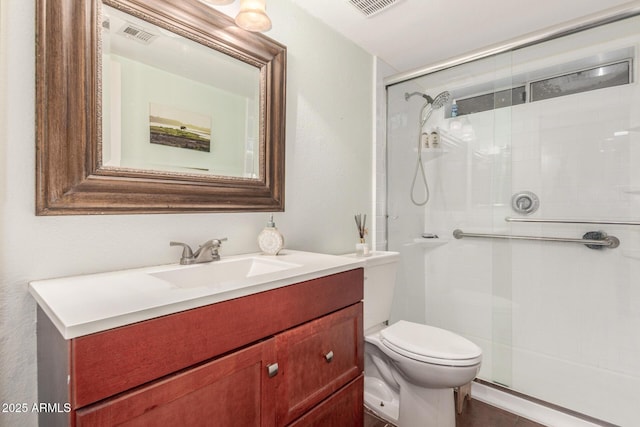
[324,351,334,363]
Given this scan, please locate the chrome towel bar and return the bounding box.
[452,229,620,249]
[505,217,640,226]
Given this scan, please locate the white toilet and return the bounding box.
[360,251,482,427]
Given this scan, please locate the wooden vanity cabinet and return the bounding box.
[37,269,364,427]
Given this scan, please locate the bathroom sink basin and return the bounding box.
[150,257,301,289]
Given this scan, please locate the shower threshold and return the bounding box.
[472,379,617,427]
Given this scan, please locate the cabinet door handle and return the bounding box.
[267,363,279,378]
[324,351,334,363]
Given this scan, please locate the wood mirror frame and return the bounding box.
[36,0,286,215]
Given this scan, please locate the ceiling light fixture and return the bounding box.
[235,0,272,32]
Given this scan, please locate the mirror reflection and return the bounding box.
[101,4,262,179]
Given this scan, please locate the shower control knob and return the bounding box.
[517,197,532,210]
[511,191,539,215]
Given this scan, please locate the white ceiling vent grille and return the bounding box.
[118,23,157,45]
[348,0,402,17]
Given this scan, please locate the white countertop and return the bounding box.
[29,250,365,339]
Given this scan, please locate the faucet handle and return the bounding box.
[212,237,228,246]
[199,238,227,248]
[170,241,194,264]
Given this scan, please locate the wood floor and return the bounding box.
[364,398,547,427]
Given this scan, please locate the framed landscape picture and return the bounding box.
[149,103,211,152]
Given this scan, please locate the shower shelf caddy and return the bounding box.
[410,237,449,249]
[416,148,447,161]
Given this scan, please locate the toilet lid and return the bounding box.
[380,321,482,366]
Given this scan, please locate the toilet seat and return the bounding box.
[380,321,482,367]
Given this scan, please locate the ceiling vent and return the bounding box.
[348,0,402,17]
[117,23,157,45]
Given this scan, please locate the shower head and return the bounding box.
[427,91,450,109]
[405,90,451,109]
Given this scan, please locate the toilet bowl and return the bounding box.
[354,251,482,427]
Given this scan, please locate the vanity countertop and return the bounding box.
[29,250,365,340]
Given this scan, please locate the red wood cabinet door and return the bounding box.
[276,303,363,426]
[76,339,278,427]
[288,375,364,427]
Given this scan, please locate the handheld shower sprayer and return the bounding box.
[420,91,450,126]
[427,91,451,109]
[404,90,451,206]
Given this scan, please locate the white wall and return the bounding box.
[0,1,373,425]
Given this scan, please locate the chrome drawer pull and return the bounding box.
[324,351,334,363]
[267,363,279,378]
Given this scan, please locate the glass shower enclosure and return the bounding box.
[384,10,640,426]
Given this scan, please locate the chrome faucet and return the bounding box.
[170,238,227,265]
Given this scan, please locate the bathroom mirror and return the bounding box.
[36,0,286,214]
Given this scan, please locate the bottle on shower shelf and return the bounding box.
[421,132,430,149]
[451,99,458,117]
[429,131,440,148]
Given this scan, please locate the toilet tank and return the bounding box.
[361,251,400,332]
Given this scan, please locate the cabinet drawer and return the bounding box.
[76,339,278,427]
[288,375,364,427]
[276,303,363,426]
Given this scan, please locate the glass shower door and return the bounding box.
[385,50,515,388]
[384,12,640,425]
